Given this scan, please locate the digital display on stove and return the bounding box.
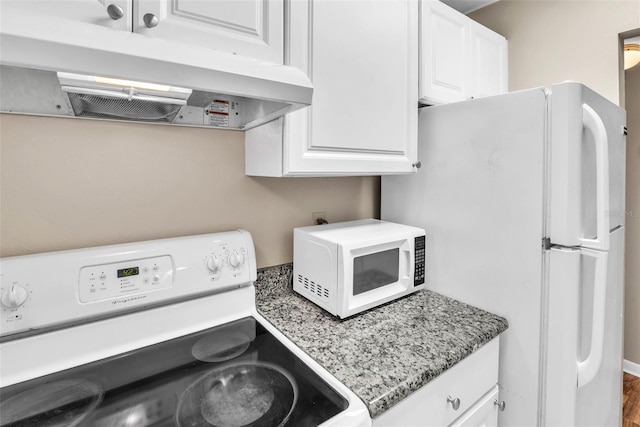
[117,267,139,278]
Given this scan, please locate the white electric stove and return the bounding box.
[0,230,371,426]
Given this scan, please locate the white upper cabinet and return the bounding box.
[133,0,283,64]
[420,0,507,105]
[0,0,133,31]
[1,0,283,64]
[245,0,419,176]
[420,0,469,104]
[469,20,508,99]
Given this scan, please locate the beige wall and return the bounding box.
[471,1,640,365]
[625,63,640,365]
[0,114,380,268]
[471,0,639,105]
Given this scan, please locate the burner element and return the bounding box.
[201,380,274,426]
[0,378,102,426]
[177,362,298,427]
[191,332,252,363]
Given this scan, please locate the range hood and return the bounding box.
[0,10,312,131]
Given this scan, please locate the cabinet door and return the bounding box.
[469,21,508,99]
[449,386,500,427]
[0,0,132,31]
[420,0,468,105]
[284,0,418,175]
[133,0,283,64]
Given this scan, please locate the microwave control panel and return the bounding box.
[414,236,426,286]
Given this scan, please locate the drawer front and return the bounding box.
[374,337,499,427]
[450,386,499,427]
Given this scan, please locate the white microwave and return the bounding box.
[293,219,426,318]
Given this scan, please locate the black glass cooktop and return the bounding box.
[0,317,348,426]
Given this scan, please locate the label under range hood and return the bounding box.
[0,8,313,131]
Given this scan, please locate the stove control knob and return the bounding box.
[2,285,28,308]
[206,254,222,273]
[228,250,244,268]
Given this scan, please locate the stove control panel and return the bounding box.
[1,284,29,308]
[204,245,249,281]
[0,230,257,339]
[78,256,174,303]
[1,281,31,325]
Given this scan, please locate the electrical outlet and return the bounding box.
[312,212,328,225]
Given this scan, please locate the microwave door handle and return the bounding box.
[403,249,411,279]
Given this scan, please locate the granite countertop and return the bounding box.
[254,264,508,419]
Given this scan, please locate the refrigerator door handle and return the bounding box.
[577,249,608,388]
[579,104,610,251]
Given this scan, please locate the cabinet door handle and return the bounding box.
[494,399,506,412]
[143,13,159,28]
[107,3,124,20]
[447,395,461,410]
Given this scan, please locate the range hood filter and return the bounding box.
[66,92,182,123]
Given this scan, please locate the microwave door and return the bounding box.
[340,239,416,318]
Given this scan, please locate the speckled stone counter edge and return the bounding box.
[254,263,508,419]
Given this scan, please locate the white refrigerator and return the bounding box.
[381,82,626,426]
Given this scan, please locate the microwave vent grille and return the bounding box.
[297,274,329,299]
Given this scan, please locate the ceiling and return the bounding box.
[439,0,499,14]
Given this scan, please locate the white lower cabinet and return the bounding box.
[449,386,500,427]
[245,0,418,177]
[373,338,501,427]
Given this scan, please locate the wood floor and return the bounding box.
[625,372,640,427]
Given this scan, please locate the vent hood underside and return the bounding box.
[0,12,313,131]
[1,66,291,130]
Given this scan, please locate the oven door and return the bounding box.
[338,235,423,318]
